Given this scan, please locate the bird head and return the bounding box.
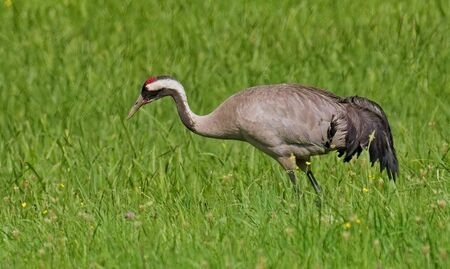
[127,75,182,119]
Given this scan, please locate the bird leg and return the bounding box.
[296,159,322,208]
[277,156,300,193]
[287,170,297,185]
[296,159,322,195]
[306,170,321,195]
[287,170,300,193]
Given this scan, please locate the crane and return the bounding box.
[127,76,398,196]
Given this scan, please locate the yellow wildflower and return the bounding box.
[343,222,351,229]
[21,202,27,208]
[59,183,65,189]
[42,209,48,216]
[362,187,369,193]
[306,161,311,166]
[355,219,361,224]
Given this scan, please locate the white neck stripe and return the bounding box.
[146,78,188,104]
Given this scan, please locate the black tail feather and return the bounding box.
[339,96,398,180]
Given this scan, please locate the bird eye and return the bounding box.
[141,89,160,101]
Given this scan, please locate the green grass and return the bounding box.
[1,0,449,268]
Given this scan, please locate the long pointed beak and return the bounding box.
[127,95,147,119]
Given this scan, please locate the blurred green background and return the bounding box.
[0,0,449,268]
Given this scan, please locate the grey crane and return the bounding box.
[127,76,398,195]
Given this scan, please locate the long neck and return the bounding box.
[168,88,225,139]
[168,88,199,132]
[168,84,241,140]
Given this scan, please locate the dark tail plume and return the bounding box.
[337,96,398,180]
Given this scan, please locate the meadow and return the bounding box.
[0,0,449,268]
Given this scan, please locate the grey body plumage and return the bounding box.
[128,77,398,196]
